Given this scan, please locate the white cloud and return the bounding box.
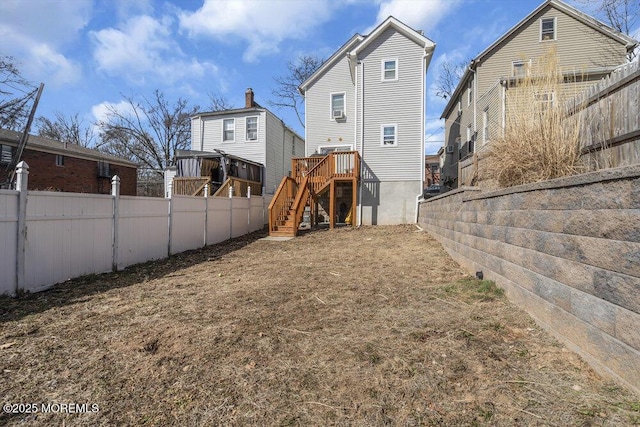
[0,0,89,86]
[91,100,135,123]
[178,0,335,62]
[90,15,219,84]
[365,0,462,35]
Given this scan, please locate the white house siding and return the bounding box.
[305,52,357,156]
[358,28,424,182]
[264,111,305,193]
[476,5,628,95]
[195,111,267,165]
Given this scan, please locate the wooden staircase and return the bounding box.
[268,151,359,237]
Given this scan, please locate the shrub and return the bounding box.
[486,47,584,187]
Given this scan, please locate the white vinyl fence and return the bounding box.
[0,162,272,296]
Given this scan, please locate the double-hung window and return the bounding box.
[467,78,473,106]
[55,154,65,167]
[246,117,258,141]
[223,118,235,142]
[330,93,345,120]
[541,17,556,41]
[512,60,530,78]
[381,124,397,147]
[382,59,398,81]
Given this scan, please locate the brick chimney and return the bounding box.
[245,88,255,108]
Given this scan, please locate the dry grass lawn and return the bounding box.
[1,225,639,426]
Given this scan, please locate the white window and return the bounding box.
[330,92,345,120]
[467,78,473,106]
[512,60,531,77]
[0,144,12,164]
[466,124,472,142]
[382,59,398,81]
[381,124,397,147]
[457,96,462,114]
[535,91,555,108]
[318,145,353,155]
[245,117,258,141]
[223,118,235,142]
[541,17,556,41]
[55,154,64,167]
[483,108,489,144]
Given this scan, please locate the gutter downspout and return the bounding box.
[501,79,506,138]
[469,61,477,142]
[416,49,428,224]
[357,59,364,227]
[200,118,204,151]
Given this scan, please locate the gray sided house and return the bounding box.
[300,16,435,225]
[167,89,304,197]
[440,0,637,189]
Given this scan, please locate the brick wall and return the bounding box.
[0,149,137,195]
[418,165,640,394]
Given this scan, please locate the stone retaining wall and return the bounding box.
[418,165,640,394]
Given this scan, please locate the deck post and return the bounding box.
[351,177,357,227]
[329,179,335,229]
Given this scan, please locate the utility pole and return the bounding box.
[3,82,44,189]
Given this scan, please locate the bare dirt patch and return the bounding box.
[1,225,638,426]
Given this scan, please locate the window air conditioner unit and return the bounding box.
[333,109,344,119]
[446,145,454,154]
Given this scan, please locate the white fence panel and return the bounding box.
[249,197,264,232]
[231,197,250,238]
[171,196,206,254]
[0,190,18,295]
[119,196,169,269]
[206,197,231,245]
[24,192,113,292]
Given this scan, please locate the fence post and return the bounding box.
[229,186,233,239]
[247,185,251,230]
[15,161,28,295]
[111,175,120,272]
[204,183,209,247]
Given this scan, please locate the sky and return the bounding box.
[0,0,633,155]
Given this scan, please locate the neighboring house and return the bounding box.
[298,16,436,225]
[440,0,638,188]
[424,154,441,187]
[0,129,137,195]
[174,88,304,196]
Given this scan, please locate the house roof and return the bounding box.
[0,129,138,167]
[440,0,639,119]
[299,16,436,92]
[298,34,364,93]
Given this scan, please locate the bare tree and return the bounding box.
[36,112,95,147]
[96,90,198,177]
[433,59,470,100]
[578,0,639,59]
[270,55,323,128]
[0,56,37,130]
[208,91,234,111]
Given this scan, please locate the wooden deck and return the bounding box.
[173,176,261,197]
[268,151,359,237]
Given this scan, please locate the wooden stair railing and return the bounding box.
[270,151,359,237]
[268,177,298,236]
[213,177,262,197]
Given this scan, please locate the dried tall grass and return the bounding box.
[487,47,583,187]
